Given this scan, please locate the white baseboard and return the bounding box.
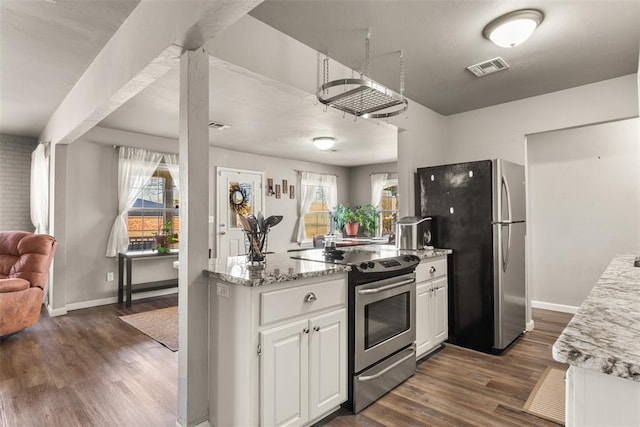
[46,304,68,317]
[526,320,535,331]
[531,300,579,314]
[176,419,211,427]
[65,288,178,312]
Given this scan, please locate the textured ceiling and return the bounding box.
[249,0,640,115]
[0,0,140,137]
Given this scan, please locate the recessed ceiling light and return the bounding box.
[483,9,544,48]
[208,121,231,130]
[312,136,336,151]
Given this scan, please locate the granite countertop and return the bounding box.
[203,246,452,287]
[203,253,349,287]
[552,253,640,381]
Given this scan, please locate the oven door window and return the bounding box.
[364,291,411,349]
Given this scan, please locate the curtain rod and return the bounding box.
[112,144,177,157]
[370,171,397,176]
[295,169,338,177]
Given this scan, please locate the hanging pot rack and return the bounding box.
[316,29,408,119]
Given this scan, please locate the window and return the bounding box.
[303,186,330,239]
[127,163,179,251]
[297,172,337,243]
[379,181,398,234]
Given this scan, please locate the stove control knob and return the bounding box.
[367,261,375,269]
[359,262,368,270]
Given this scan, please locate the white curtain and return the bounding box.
[30,143,49,234]
[371,173,388,209]
[296,172,337,243]
[106,147,163,257]
[163,153,179,190]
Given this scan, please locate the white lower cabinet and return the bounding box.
[415,257,448,359]
[260,308,347,427]
[210,275,348,427]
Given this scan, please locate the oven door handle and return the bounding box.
[357,351,415,382]
[356,278,414,295]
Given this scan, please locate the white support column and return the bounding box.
[47,143,68,316]
[178,48,210,426]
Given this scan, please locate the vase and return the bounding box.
[244,230,268,264]
[344,222,359,238]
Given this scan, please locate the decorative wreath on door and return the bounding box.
[229,183,251,216]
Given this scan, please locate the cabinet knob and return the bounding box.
[304,292,317,303]
[429,266,436,273]
[313,325,320,332]
[303,327,309,334]
[219,231,226,235]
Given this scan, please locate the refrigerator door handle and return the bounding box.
[502,175,512,272]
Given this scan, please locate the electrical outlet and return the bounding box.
[106,272,114,282]
[217,283,229,299]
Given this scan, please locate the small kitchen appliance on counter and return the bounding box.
[290,248,421,413]
[396,216,434,250]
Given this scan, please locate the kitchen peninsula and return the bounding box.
[553,252,640,426]
[204,246,450,427]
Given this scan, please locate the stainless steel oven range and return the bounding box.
[290,248,421,413]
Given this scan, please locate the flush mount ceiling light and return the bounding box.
[317,29,408,119]
[483,9,544,48]
[313,137,336,151]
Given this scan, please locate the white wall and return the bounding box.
[446,74,638,165]
[348,162,397,208]
[527,118,640,308]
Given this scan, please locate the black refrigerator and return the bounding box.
[416,159,526,354]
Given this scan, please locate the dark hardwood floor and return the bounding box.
[0,295,178,427]
[1,297,572,427]
[318,309,573,427]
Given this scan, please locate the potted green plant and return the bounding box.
[357,204,381,237]
[332,204,380,238]
[154,220,178,254]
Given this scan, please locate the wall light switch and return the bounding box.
[106,272,114,282]
[209,216,215,224]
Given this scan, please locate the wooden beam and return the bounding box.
[38,0,261,146]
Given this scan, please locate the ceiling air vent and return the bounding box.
[466,57,510,77]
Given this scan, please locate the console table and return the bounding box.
[118,251,179,308]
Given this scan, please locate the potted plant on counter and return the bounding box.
[332,204,381,238]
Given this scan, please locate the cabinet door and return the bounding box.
[415,283,433,359]
[309,308,347,421]
[432,276,448,344]
[261,319,309,427]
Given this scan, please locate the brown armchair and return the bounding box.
[0,231,56,337]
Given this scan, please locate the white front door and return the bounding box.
[216,167,264,259]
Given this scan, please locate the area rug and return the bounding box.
[523,367,566,425]
[119,306,178,351]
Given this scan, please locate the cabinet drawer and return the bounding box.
[416,257,447,282]
[261,279,346,326]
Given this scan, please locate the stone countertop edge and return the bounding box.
[552,252,640,382]
[202,247,452,287]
